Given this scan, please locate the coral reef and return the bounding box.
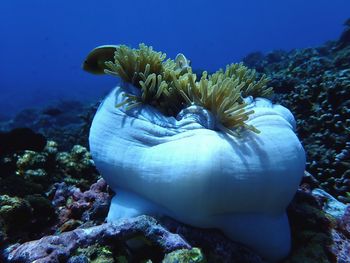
[0,100,97,151]
[3,215,265,263]
[0,129,348,262]
[2,173,350,263]
[0,139,100,248]
[1,141,98,197]
[335,18,350,50]
[1,17,350,263]
[243,21,350,204]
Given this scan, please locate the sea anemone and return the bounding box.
[84,44,273,136]
[84,44,306,262]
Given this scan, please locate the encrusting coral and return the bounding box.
[84,43,273,136]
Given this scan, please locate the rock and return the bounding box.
[67,255,89,263]
[0,100,98,151]
[3,216,191,263]
[1,141,99,198]
[0,128,46,156]
[55,145,98,189]
[0,195,32,235]
[285,186,350,262]
[51,179,111,231]
[311,188,347,218]
[163,248,206,263]
[161,217,264,263]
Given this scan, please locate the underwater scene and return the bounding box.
[1,0,350,262]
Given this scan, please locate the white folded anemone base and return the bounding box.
[89,87,306,262]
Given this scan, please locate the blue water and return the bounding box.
[1,0,349,117]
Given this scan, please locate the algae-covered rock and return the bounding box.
[56,145,98,189]
[0,139,101,248]
[24,194,55,227]
[0,195,31,226]
[163,248,206,263]
[0,195,32,242]
[1,141,99,197]
[50,179,111,232]
[283,181,350,263]
[4,216,190,263]
[74,244,114,263]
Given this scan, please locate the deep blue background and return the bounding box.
[1,0,349,117]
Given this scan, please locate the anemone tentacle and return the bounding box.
[88,44,273,135]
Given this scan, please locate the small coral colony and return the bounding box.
[84,44,273,136]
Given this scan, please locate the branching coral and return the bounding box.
[85,43,273,136]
